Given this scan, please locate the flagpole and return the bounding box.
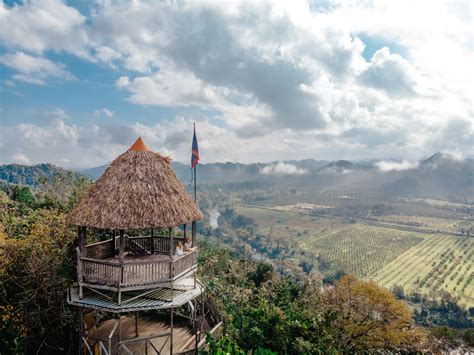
[193,122,197,203]
[194,163,197,203]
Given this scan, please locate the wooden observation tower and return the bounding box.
[67,137,215,354]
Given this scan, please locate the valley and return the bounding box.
[224,188,473,307]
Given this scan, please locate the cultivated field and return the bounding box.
[301,225,424,278]
[372,234,474,307]
[235,203,474,307]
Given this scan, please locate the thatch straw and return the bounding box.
[67,148,203,229]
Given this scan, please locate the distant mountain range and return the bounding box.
[1,153,473,199]
[0,163,86,188]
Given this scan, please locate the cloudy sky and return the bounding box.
[0,0,472,168]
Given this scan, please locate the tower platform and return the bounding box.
[68,277,204,313]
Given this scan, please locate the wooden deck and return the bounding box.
[68,277,204,312]
[87,314,196,354]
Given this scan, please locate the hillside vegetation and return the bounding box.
[1,178,472,353]
[0,163,87,188]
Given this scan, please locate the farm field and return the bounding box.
[301,225,425,278]
[378,214,466,233]
[234,203,474,307]
[372,234,474,307]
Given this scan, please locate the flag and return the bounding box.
[191,123,199,169]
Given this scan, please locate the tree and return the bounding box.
[248,262,274,287]
[1,209,77,353]
[322,275,426,352]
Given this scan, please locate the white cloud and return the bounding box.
[359,47,421,96]
[93,108,114,118]
[11,153,31,165]
[261,162,308,175]
[376,160,419,172]
[115,76,129,88]
[0,52,75,85]
[0,0,87,54]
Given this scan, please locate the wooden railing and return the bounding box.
[84,235,188,259]
[127,236,186,255]
[82,258,122,286]
[85,332,170,355]
[86,238,116,260]
[79,249,198,289]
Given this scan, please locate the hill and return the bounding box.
[79,153,474,200]
[0,163,87,188]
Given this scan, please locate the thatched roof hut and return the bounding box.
[68,137,203,229]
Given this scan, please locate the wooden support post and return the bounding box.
[78,307,84,355]
[135,312,139,337]
[170,308,174,355]
[169,227,174,299]
[169,227,173,259]
[194,298,198,352]
[183,223,187,239]
[192,221,196,247]
[78,226,86,257]
[150,228,155,254]
[118,230,125,263]
[118,315,122,343]
[111,230,116,254]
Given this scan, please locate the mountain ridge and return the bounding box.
[1,153,472,199]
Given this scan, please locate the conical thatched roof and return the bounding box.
[67,137,203,229]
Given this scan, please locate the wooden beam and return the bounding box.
[183,224,187,239]
[192,221,196,247]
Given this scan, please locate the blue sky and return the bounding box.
[0,0,472,169]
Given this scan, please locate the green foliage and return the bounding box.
[0,305,26,354]
[202,334,246,354]
[248,262,274,287]
[409,292,474,328]
[198,242,429,353]
[0,178,90,353]
[10,185,34,206]
[0,163,86,188]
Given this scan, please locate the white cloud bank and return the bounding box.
[376,160,419,172]
[261,162,309,176]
